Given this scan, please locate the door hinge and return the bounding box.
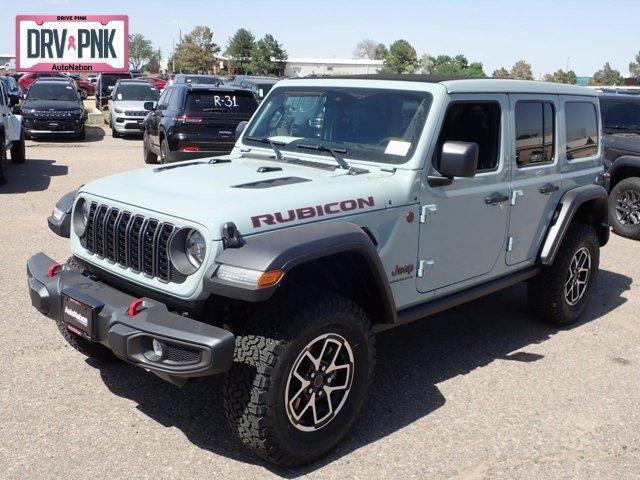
[510,190,524,206]
[507,236,518,252]
[420,204,438,223]
[417,259,434,278]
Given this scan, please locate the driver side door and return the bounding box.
[417,94,510,294]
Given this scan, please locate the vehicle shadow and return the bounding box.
[91,268,631,476]
[0,159,68,194]
[27,125,105,144]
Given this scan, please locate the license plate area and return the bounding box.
[61,288,104,341]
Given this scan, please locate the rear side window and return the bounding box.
[436,102,501,171]
[565,102,598,160]
[515,101,555,167]
[185,91,258,114]
[157,88,172,109]
[600,98,640,129]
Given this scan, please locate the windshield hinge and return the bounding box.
[420,204,438,223]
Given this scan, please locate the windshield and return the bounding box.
[600,98,640,131]
[185,90,258,114]
[244,87,432,164]
[115,84,159,101]
[184,76,221,86]
[27,82,78,101]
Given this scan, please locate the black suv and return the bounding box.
[171,74,222,87]
[143,84,258,163]
[95,72,133,109]
[21,78,86,140]
[600,92,640,239]
[228,75,279,101]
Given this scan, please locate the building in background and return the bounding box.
[284,58,383,77]
[0,54,16,70]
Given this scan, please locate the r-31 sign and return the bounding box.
[16,15,129,73]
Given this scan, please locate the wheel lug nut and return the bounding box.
[310,372,315,378]
[327,377,332,383]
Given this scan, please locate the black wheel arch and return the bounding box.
[538,184,610,265]
[608,156,640,191]
[204,221,398,327]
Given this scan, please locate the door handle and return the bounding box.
[485,192,509,205]
[539,183,560,194]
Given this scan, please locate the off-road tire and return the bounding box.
[143,131,158,163]
[77,125,86,141]
[223,288,375,467]
[528,223,599,326]
[0,137,7,186]
[54,257,116,361]
[609,177,640,240]
[10,131,26,164]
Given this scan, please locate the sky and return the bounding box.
[2,0,639,77]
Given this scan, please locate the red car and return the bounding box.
[75,79,95,99]
[18,72,67,91]
[137,75,167,91]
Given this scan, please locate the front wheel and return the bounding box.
[528,223,599,326]
[160,138,172,164]
[10,131,26,164]
[143,131,158,163]
[223,288,375,467]
[609,177,640,240]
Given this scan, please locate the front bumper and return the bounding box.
[23,117,84,136]
[27,252,235,381]
[113,116,145,133]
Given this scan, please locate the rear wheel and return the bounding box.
[528,223,599,326]
[0,138,7,186]
[78,88,88,100]
[143,131,158,164]
[10,131,25,164]
[111,124,119,138]
[223,288,375,467]
[609,177,640,240]
[160,138,171,164]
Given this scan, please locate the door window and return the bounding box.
[565,102,598,160]
[156,88,172,110]
[435,102,501,172]
[515,101,555,167]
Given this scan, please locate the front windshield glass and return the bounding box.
[244,87,432,164]
[600,98,640,131]
[116,84,159,101]
[27,82,78,101]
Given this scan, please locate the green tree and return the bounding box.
[491,67,510,79]
[373,44,388,60]
[128,33,154,70]
[543,69,577,84]
[225,28,255,74]
[381,40,418,74]
[169,26,220,73]
[509,60,533,80]
[629,51,640,78]
[592,62,624,85]
[247,34,288,75]
[419,54,486,77]
[144,48,162,74]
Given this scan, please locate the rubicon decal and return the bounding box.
[251,196,375,228]
[16,15,128,72]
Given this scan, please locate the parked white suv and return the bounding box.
[107,80,159,138]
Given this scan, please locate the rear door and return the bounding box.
[506,94,562,265]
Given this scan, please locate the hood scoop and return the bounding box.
[232,176,311,189]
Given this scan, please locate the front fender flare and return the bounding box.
[203,221,398,322]
[539,185,609,265]
[47,189,78,238]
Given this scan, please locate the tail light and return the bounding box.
[179,144,200,152]
[175,115,203,123]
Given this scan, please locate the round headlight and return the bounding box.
[185,230,206,267]
[80,200,90,227]
[73,198,89,237]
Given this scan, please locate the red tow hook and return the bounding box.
[127,298,145,317]
[47,263,62,278]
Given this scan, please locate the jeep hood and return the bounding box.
[80,156,390,239]
[112,100,151,110]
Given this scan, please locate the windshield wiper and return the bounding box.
[297,144,351,171]
[245,136,286,160]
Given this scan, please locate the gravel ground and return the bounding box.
[1,126,639,479]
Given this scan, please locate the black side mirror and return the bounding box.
[143,101,156,111]
[428,141,479,187]
[235,120,248,139]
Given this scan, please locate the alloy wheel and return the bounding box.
[615,189,640,226]
[284,333,354,432]
[565,246,591,306]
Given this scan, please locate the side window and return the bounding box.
[157,88,172,109]
[436,102,501,172]
[167,88,182,109]
[515,101,555,167]
[565,102,598,160]
[0,83,5,106]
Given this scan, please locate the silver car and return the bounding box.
[107,80,159,137]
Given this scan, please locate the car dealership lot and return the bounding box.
[1,128,640,479]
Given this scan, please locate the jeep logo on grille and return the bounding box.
[251,196,375,228]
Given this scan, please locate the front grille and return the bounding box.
[84,202,175,282]
[31,110,78,117]
[124,110,147,116]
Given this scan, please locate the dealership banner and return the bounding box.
[16,15,128,72]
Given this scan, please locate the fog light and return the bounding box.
[152,338,166,359]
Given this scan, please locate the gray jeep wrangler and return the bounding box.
[27,75,609,466]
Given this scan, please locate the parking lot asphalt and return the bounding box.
[1,126,639,479]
